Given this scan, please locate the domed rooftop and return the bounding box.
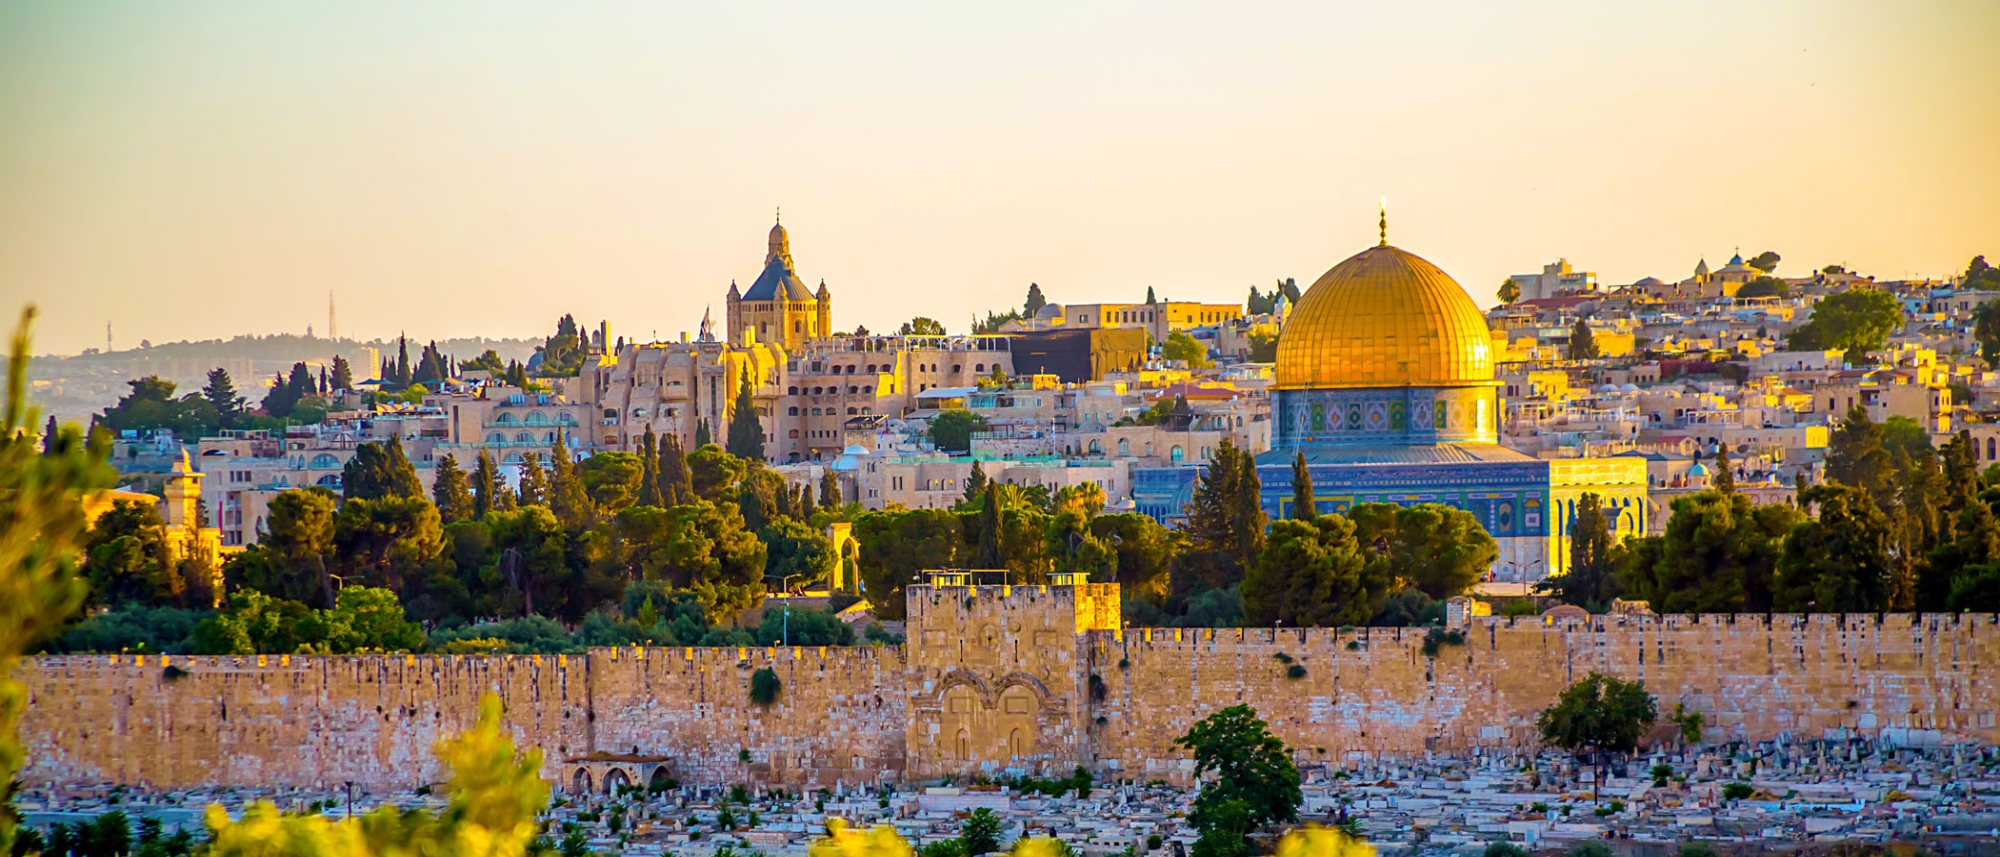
[1274,239,1495,390]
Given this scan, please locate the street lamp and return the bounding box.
[774,574,804,646]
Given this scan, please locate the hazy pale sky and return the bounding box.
[2,1,1996,355]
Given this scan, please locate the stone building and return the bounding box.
[727,217,832,352]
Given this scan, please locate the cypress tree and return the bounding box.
[42,415,58,454]
[1290,450,1315,520]
[819,468,841,509]
[694,418,712,449]
[638,428,663,508]
[792,478,816,520]
[548,428,595,528]
[1568,319,1599,360]
[976,482,1004,569]
[473,451,499,519]
[1713,445,1735,494]
[725,374,766,462]
[330,356,353,392]
[660,433,693,506]
[1231,443,1267,570]
[432,454,474,524]
[517,452,548,507]
[395,334,412,388]
[964,460,989,505]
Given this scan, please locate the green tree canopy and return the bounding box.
[1163,331,1212,368]
[342,436,423,502]
[98,375,218,439]
[1536,672,1658,798]
[854,508,962,619]
[928,409,988,453]
[1241,515,1383,627]
[1616,490,1799,614]
[1776,482,1896,612]
[1348,502,1497,600]
[900,317,946,336]
[1786,288,1903,353]
[1174,705,1301,857]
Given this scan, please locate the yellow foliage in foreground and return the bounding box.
[204,694,548,857]
[807,819,1373,857]
[1274,825,1376,857]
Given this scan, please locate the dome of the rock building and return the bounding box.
[1275,244,1494,390]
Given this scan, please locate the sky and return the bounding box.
[2,1,1997,356]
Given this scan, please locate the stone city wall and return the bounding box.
[1088,612,2000,780]
[19,653,590,791]
[17,599,1999,793]
[585,644,907,788]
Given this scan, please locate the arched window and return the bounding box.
[1989,437,1995,461]
[952,364,962,373]
[847,386,858,394]
[527,411,546,423]
[544,431,556,442]
[315,474,341,487]
[1170,445,1185,464]
[847,407,859,415]
[956,730,971,760]
[515,432,533,443]
[788,386,798,395]
[976,363,985,373]
[487,433,506,444]
[811,408,822,416]
[557,411,574,424]
[813,386,824,395]
[862,385,873,393]
[1117,439,1130,457]
[495,413,516,423]
[788,429,800,438]
[503,453,524,464]
[308,453,340,469]
[1088,439,1102,454]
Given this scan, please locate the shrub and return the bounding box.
[1722,782,1754,801]
[1285,664,1307,680]
[1567,843,1613,857]
[749,668,781,705]
[1482,843,1529,857]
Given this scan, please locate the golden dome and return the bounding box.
[1274,243,1495,389]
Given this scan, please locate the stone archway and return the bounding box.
[603,768,634,796]
[572,768,593,796]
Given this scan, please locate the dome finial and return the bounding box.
[1378,197,1388,247]
[775,206,781,225]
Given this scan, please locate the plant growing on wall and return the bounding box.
[750,667,781,705]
